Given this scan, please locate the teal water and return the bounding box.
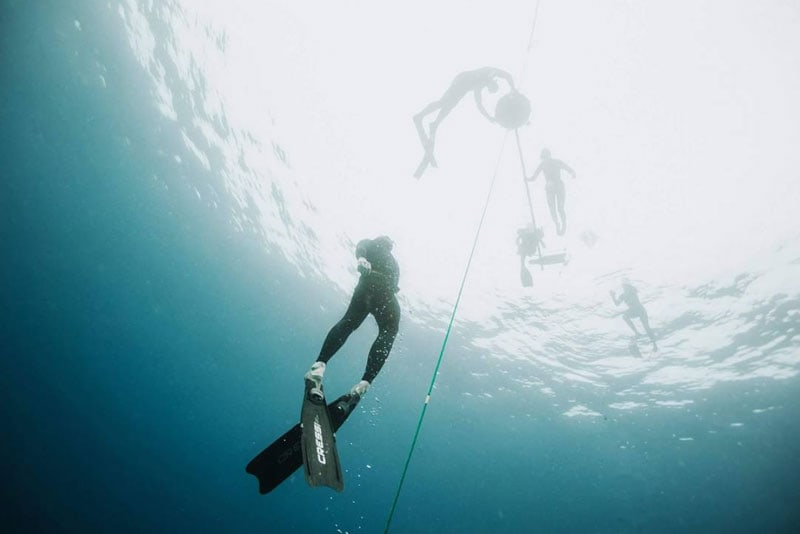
[3,2,799,533]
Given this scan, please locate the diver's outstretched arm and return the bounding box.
[527,163,543,181]
[492,68,516,89]
[610,290,621,306]
[474,90,494,122]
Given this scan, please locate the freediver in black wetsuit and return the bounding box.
[305,236,401,399]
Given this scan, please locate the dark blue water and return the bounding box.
[3,2,799,532]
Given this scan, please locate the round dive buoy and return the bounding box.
[494,91,531,129]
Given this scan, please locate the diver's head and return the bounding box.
[486,79,499,93]
[621,279,634,291]
[374,235,394,252]
[540,148,551,160]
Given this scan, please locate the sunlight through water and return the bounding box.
[119,0,800,420]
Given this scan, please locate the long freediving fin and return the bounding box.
[300,380,344,491]
[246,392,361,494]
[520,264,533,287]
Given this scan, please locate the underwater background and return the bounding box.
[3,1,800,532]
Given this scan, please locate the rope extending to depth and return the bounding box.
[384,4,544,532]
[383,134,509,533]
[520,0,542,88]
[514,128,545,265]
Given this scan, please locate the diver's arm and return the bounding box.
[527,163,543,182]
[492,68,516,89]
[355,239,371,260]
[610,290,621,305]
[355,239,372,274]
[474,90,494,122]
[560,160,577,178]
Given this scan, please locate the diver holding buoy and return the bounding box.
[413,67,515,178]
[527,148,576,236]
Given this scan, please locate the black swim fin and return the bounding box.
[520,264,533,287]
[246,392,361,495]
[300,380,344,491]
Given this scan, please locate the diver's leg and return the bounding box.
[546,186,560,232]
[317,284,370,364]
[638,308,657,346]
[413,103,444,177]
[413,93,464,177]
[414,100,441,147]
[362,294,400,383]
[556,182,567,235]
[416,79,465,152]
[622,310,641,336]
[427,99,462,163]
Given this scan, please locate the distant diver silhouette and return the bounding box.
[610,281,658,352]
[527,148,576,235]
[516,225,544,287]
[413,67,515,178]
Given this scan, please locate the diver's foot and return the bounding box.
[428,147,438,167]
[423,143,438,167]
[414,151,437,178]
[349,380,371,398]
[304,362,326,399]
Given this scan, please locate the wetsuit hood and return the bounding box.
[373,235,394,252]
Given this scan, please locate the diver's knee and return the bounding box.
[382,321,399,340]
[384,324,399,339]
[334,317,358,333]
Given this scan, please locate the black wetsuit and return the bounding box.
[316,238,401,383]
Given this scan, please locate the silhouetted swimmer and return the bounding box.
[305,236,401,400]
[516,225,544,287]
[413,67,515,178]
[610,282,658,351]
[527,148,576,235]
